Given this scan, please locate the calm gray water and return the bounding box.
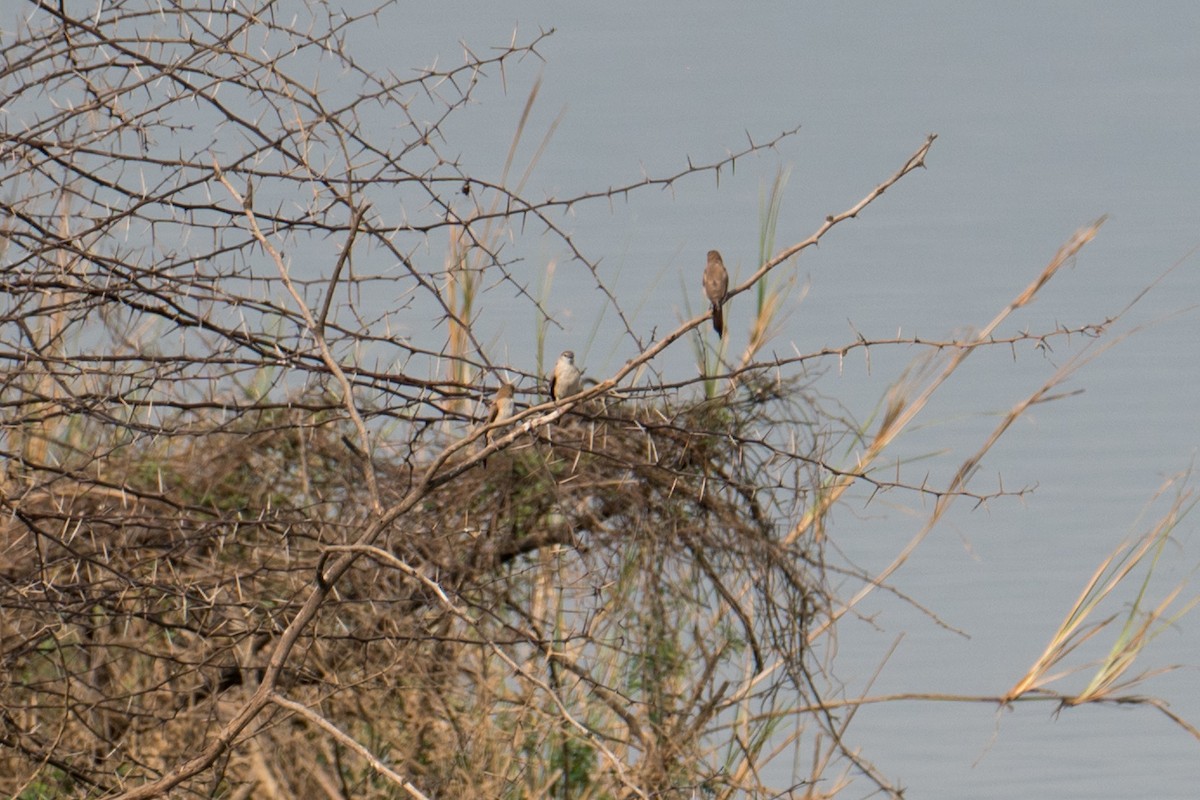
[404,4,1200,797]
[381,4,1200,798]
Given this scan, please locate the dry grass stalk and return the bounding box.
[1004,473,1198,705]
[785,216,1106,547]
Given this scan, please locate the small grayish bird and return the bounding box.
[703,249,729,337]
[549,350,582,402]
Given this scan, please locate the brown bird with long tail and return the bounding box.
[703,249,729,337]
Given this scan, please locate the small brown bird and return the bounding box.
[482,382,515,465]
[703,249,729,337]
[549,351,582,402]
[485,383,515,445]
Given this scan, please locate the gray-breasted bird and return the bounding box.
[549,351,582,402]
[703,249,729,337]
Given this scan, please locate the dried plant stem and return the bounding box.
[786,216,1105,547]
[321,544,650,800]
[214,165,383,514]
[1004,473,1198,705]
[269,694,432,800]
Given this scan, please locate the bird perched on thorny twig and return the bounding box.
[549,350,582,402]
[702,249,729,338]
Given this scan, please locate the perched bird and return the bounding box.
[482,382,515,465]
[485,382,515,446]
[549,350,582,402]
[702,249,729,337]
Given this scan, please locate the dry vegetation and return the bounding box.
[1,3,1195,799]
